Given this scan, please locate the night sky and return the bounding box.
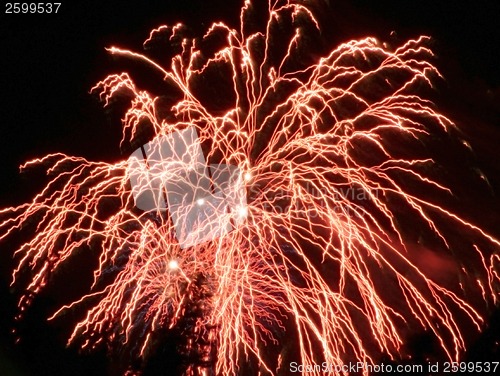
[1,1,499,375]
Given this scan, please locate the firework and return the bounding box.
[1,1,499,375]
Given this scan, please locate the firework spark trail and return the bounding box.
[1,1,499,375]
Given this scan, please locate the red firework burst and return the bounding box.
[1,1,499,375]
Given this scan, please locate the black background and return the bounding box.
[1,1,499,375]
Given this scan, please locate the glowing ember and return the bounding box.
[169,260,179,271]
[1,1,499,375]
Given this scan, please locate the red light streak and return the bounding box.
[1,1,498,375]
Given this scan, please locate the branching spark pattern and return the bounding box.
[1,1,499,375]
